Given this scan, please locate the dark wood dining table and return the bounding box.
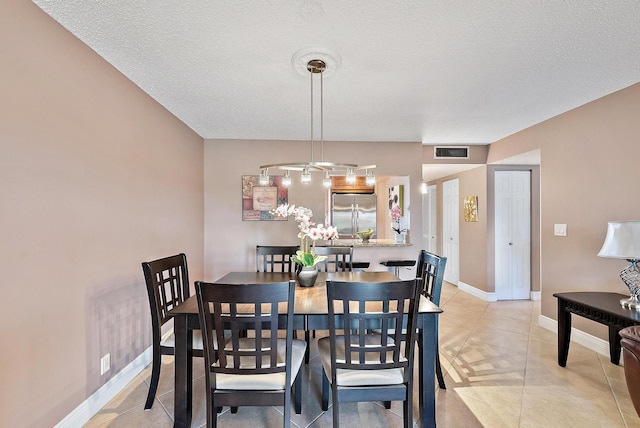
[168,270,442,428]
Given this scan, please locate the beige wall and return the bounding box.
[203,140,423,281]
[429,164,542,295]
[489,82,640,338]
[429,166,490,291]
[458,166,489,290]
[423,82,640,317]
[0,2,204,427]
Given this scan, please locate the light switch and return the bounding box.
[554,224,567,237]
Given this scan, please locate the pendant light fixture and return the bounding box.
[259,49,375,186]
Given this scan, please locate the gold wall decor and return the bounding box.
[241,175,288,220]
[464,196,478,222]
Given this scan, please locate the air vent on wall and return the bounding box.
[434,146,469,159]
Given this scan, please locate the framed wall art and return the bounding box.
[241,175,288,221]
[464,196,478,222]
[388,184,404,215]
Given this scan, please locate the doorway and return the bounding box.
[422,184,437,254]
[494,170,531,300]
[442,179,459,285]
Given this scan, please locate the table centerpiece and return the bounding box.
[271,204,339,286]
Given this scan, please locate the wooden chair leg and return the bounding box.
[332,385,340,428]
[304,331,311,364]
[405,382,413,428]
[435,334,446,389]
[211,394,219,428]
[321,368,330,411]
[284,386,291,428]
[144,346,161,410]
[436,351,446,389]
[294,372,302,414]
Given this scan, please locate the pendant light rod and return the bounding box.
[320,64,324,161]
[310,62,314,163]
[307,59,326,163]
[259,50,375,185]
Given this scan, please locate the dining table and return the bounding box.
[168,270,443,428]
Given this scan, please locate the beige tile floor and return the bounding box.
[84,282,640,427]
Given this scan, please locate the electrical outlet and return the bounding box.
[554,224,567,237]
[100,353,110,375]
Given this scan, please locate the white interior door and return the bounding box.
[495,171,531,300]
[422,185,438,254]
[442,179,459,285]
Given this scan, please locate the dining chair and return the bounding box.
[304,246,354,363]
[313,246,353,272]
[195,279,306,428]
[318,278,421,428]
[142,253,203,410]
[417,250,448,390]
[373,249,448,400]
[256,245,299,272]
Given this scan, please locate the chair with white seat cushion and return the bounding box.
[318,278,421,428]
[304,245,355,363]
[195,279,306,428]
[142,253,203,410]
[376,250,448,392]
[416,250,448,390]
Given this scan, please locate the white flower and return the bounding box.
[270,204,340,266]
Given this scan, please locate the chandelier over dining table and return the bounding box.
[259,48,375,187]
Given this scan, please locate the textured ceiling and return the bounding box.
[33,1,640,147]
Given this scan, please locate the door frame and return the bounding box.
[442,178,459,285]
[494,170,531,300]
[487,165,541,299]
[422,184,438,254]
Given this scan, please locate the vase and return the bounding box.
[297,266,318,287]
[395,233,405,244]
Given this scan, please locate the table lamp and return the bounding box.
[598,221,640,310]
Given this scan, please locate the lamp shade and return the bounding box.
[598,221,640,259]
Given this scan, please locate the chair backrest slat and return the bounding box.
[196,280,296,377]
[326,279,421,373]
[256,245,299,272]
[313,246,353,272]
[417,250,447,306]
[142,253,190,327]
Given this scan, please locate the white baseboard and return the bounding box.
[538,314,611,359]
[457,281,541,302]
[54,347,153,428]
[458,281,497,302]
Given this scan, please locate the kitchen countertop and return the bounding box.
[318,239,412,248]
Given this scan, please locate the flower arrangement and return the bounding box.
[271,204,339,267]
[390,205,407,235]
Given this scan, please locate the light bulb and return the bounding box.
[259,168,269,185]
[282,171,291,187]
[365,170,375,186]
[301,167,311,184]
[323,171,332,188]
[346,168,356,184]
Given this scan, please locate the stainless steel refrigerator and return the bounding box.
[331,193,377,239]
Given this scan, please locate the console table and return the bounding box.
[554,292,640,367]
